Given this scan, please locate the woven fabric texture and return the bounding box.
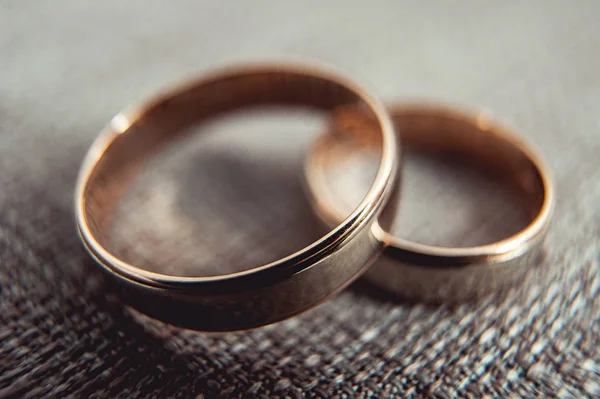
[2,1,600,398]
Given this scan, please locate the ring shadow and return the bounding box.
[170,149,327,276]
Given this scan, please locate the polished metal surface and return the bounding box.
[75,63,399,331]
[305,102,554,303]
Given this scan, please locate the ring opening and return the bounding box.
[77,66,394,280]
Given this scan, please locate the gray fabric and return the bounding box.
[2,1,600,398]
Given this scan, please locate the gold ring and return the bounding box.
[75,62,399,331]
[304,102,554,302]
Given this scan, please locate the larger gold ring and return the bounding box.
[75,63,399,331]
[305,102,554,303]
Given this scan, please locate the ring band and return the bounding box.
[75,63,399,331]
[304,102,554,303]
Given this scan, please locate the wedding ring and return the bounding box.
[75,63,399,331]
[305,102,554,302]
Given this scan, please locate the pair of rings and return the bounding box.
[76,63,554,331]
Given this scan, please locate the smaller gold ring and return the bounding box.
[304,102,554,303]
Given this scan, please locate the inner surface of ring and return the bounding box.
[82,71,386,276]
[395,110,546,217]
[310,105,547,248]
